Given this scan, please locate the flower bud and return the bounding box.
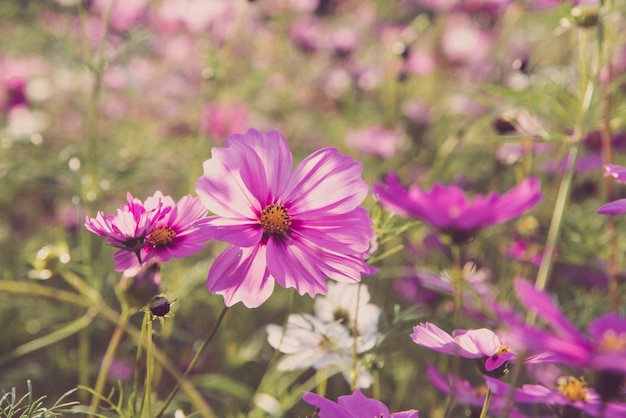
[149,295,171,317]
[570,5,599,28]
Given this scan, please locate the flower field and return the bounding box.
[1,0,626,417]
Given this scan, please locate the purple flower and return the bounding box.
[195,128,375,308]
[85,191,212,272]
[503,278,626,374]
[426,364,533,418]
[485,375,626,417]
[303,390,419,418]
[598,164,626,215]
[411,323,514,375]
[373,174,541,243]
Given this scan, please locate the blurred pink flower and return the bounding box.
[502,278,626,375]
[373,174,542,243]
[345,124,405,159]
[91,0,149,32]
[486,375,626,417]
[200,101,250,141]
[441,14,492,66]
[195,128,375,308]
[303,390,419,418]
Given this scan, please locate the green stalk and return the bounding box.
[144,318,154,418]
[133,312,149,417]
[350,283,363,391]
[0,277,215,417]
[154,306,229,418]
[87,306,131,417]
[478,388,492,418]
[531,144,580,295]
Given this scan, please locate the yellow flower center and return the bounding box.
[599,329,626,352]
[557,376,589,402]
[146,226,176,248]
[259,204,292,235]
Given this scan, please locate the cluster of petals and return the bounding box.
[486,376,626,417]
[373,174,541,242]
[85,191,212,272]
[195,128,375,308]
[303,390,419,418]
[411,323,515,372]
[426,364,531,417]
[266,313,378,389]
[502,278,626,374]
[266,282,381,389]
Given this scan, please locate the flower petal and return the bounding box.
[206,245,274,308]
[283,147,368,215]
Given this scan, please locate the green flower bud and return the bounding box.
[570,5,599,28]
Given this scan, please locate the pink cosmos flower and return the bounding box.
[373,174,542,243]
[303,390,419,418]
[502,278,626,375]
[426,364,533,418]
[195,128,375,308]
[411,323,514,375]
[485,375,626,417]
[598,164,626,215]
[85,191,212,272]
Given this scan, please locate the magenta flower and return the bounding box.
[411,323,514,376]
[502,278,626,375]
[303,390,419,418]
[195,128,375,308]
[598,164,626,215]
[485,375,626,417]
[85,191,212,272]
[373,174,541,243]
[426,364,533,418]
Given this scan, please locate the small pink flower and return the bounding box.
[303,390,419,418]
[85,191,212,272]
[411,323,514,374]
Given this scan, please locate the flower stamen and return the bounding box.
[599,329,626,352]
[259,204,292,235]
[557,376,589,402]
[146,226,176,248]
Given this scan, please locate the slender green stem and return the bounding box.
[0,308,96,367]
[451,243,463,330]
[133,312,149,417]
[88,307,131,417]
[532,144,580,295]
[144,318,154,418]
[0,275,215,417]
[154,306,229,418]
[350,283,363,391]
[479,388,492,418]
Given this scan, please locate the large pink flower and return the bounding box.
[373,174,541,243]
[195,128,375,308]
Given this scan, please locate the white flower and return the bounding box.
[314,282,381,337]
[266,313,377,389]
